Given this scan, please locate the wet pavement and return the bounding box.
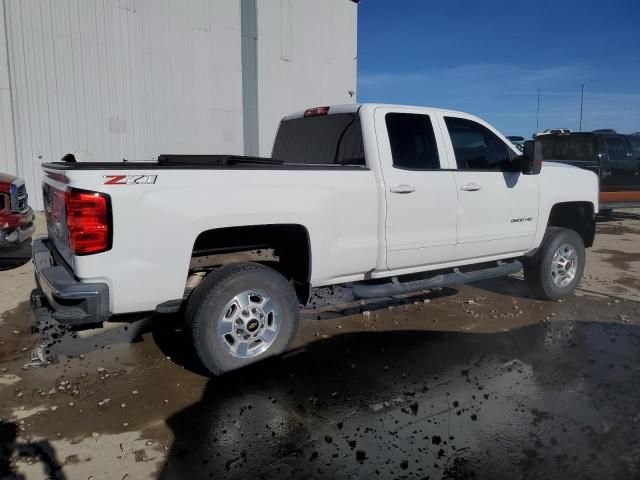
[0,211,639,479]
[158,320,640,480]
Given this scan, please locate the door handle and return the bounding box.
[460,183,482,192]
[390,185,416,194]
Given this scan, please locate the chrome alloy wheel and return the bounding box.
[550,244,578,288]
[218,290,281,359]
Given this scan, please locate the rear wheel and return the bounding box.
[524,227,585,300]
[185,263,299,375]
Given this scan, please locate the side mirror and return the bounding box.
[521,140,542,175]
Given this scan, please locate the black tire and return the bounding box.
[523,227,585,300]
[185,263,299,375]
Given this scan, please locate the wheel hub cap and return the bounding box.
[550,244,578,288]
[218,290,281,359]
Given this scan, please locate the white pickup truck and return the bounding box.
[33,104,598,375]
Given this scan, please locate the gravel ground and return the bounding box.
[0,210,639,479]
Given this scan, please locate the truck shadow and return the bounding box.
[468,276,535,299]
[0,420,66,479]
[597,210,640,223]
[0,240,32,271]
[154,321,640,480]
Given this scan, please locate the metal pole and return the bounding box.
[579,84,585,132]
[536,89,540,133]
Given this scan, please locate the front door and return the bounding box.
[438,114,540,261]
[375,107,459,270]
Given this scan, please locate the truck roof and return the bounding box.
[282,103,472,121]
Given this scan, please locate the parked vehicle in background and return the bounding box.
[506,135,525,151]
[0,173,35,252]
[32,103,598,376]
[537,132,640,212]
[592,129,617,134]
[631,132,640,137]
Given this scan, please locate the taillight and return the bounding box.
[65,188,112,255]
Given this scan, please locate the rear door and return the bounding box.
[600,135,640,203]
[438,114,540,261]
[375,107,458,270]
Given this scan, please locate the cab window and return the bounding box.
[444,117,511,170]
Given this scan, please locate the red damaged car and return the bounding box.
[0,173,35,251]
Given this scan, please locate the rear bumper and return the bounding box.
[32,238,110,326]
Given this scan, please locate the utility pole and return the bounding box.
[579,84,585,132]
[536,88,541,134]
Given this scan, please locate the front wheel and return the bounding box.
[523,227,585,300]
[185,263,300,375]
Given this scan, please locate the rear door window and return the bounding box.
[539,136,555,160]
[385,113,440,169]
[272,113,365,166]
[444,117,511,170]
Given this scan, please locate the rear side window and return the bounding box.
[629,137,640,161]
[539,136,554,159]
[444,117,511,170]
[385,113,440,169]
[272,113,365,166]
[552,135,596,162]
[604,136,630,164]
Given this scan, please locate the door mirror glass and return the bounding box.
[521,140,542,175]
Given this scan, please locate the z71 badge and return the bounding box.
[103,175,157,185]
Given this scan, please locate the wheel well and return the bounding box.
[547,202,595,247]
[190,224,311,302]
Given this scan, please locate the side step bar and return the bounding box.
[351,260,523,299]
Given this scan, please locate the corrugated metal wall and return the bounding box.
[0,0,356,209]
[1,0,244,209]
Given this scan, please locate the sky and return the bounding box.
[356,0,640,137]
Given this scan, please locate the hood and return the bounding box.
[0,172,19,192]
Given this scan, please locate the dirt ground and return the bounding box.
[0,211,639,479]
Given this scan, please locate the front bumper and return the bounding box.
[0,211,35,246]
[32,238,110,326]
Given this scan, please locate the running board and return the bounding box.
[351,260,523,299]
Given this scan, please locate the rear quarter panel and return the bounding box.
[58,168,380,314]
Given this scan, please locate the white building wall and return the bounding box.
[0,1,17,176]
[0,0,357,209]
[256,0,357,155]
